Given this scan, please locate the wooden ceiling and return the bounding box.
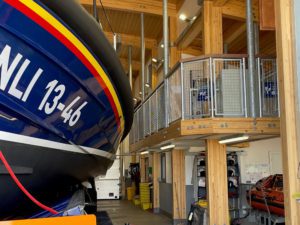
[83,6,163,40]
[81,0,277,77]
[223,18,276,55]
[82,2,171,76]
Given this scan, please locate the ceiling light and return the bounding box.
[179,14,197,23]
[140,151,149,155]
[152,58,158,63]
[219,135,249,144]
[160,144,175,150]
[179,14,187,21]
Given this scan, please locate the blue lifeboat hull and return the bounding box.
[0,0,133,218]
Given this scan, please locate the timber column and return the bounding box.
[206,140,229,225]
[170,17,181,68]
[275,0,300,224]
[203,1,228,225]
[140,155,146,183]
[172,149,186,225]
[152,152,161,213]
[203,0,223,54]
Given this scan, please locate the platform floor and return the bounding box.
[97,200,172,225]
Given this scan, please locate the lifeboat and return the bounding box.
[0,0,133,218]
[247,174,284,216]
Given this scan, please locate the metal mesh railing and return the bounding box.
[133,112,138,143]
[129,121,134,144]
[213,58,246,117]
[150,92,158,133]
[129,56,279,144]
[157,84,166,130]
[167,66,182,123]
[183,59,211,119]
[258,58,279,117]
[144,99,151,136]
[137,107,144,140]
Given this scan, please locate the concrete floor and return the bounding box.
[97,200,172,225]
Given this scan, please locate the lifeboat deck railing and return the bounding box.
[130,55,279,145]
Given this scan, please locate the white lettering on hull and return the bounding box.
[0,44,43,102]
[0,44,89,127]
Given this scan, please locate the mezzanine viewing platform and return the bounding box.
[130,54,280,152]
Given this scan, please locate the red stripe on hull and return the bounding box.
[4,0,120,127]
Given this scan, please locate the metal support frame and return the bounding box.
[243,58,248,117]
[141,13,145,101]
[163,0,169,77]
[246,0,256,118]
[254,23,260,55]
[140,13,146,138]
[180,63,185,120]
[163,0,169,127]
[257,58,263,117]
[92,0,99,23]
[276,65,280,117]
[209,57,214,117]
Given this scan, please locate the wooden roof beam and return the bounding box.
[222,0,259,21]
[80,0,177,17]
[104,32,157,49]
[175,11,203,49]
[224,23,246,45]
[182,47,202,56]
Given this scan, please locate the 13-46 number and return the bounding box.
[38,80,88,127]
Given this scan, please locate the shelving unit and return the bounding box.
[195,152,241,219]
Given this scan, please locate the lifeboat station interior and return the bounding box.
[0,0,300,225]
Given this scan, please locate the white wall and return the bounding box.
[238,137,283,184]
[185,155,195,185]
[166,151,173,183]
